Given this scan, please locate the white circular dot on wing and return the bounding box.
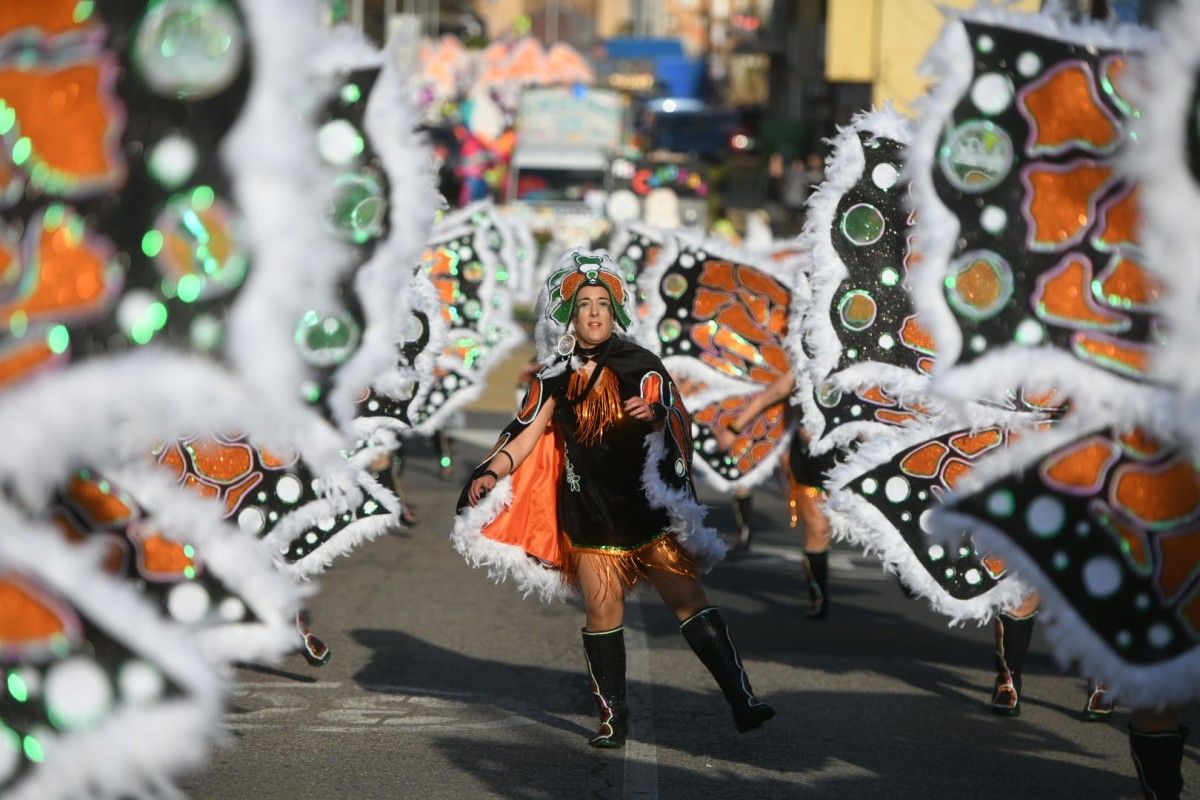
[167,582,211,624]
[45,657,113,730]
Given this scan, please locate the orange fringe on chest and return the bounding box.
[567,364,624,445]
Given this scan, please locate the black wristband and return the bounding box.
[478,469,499,481]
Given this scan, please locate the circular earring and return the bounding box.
[556,333,577,357]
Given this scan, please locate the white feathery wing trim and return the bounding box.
[108,464,311,665]
[325,30,439,432]
[0,518,223,800]
[1129,0,1200,452]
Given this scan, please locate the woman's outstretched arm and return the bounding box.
[466,396,557,505]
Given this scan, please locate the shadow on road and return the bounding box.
[349,624,1136,799]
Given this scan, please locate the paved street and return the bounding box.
[181,416,1198,799]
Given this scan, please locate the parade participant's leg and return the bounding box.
[432,430,454,481]
[731,490,753,551]
[1083,680,1115,721]
[296,609,330,666]
[645,564,776,733]
[1129,708,1187,800]
[798,488,831,619]
[577,554,628,748]
[992,593,1038,716]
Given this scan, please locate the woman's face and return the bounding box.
[573,285,615,347]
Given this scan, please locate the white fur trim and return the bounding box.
[449,477,574,603]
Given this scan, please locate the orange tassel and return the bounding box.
[562,534,698,601]
[567,366,623,445]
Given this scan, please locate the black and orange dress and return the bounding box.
[451,334,727,601]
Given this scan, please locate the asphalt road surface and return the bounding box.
[181,415,1198,799]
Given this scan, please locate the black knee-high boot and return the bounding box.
[680,607,775,732]
[732,494,753,550]
[992,611,1036,716]
[802,549,829,619]
[1129,726,1188,799]
[581,627,628,748]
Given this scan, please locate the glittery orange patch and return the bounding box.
[1155,526,1200,602]
[1113,459,1200,528]
[942,458,972,489]
[899,442,948,479]
[66,473,134,527]
[0,61,125,191]
[223,472,262,516]
[698,260,736,291]
[736,265,790,307]
[713,323,763,364]
[1096,256,1161,309]
[841,293,876,327]
[0,575,68,642]
[949,429,1002,457]
[187,439,254,484]
[693,287,731,319]
[1041,438,1119,493]
[700,352,741,378]
[0,208,114,325]
[900,315,936,354]
[1119,428,1161,459]
[981,555,1007,579]
[257,447,296,469]
[1094,186,1139,250]
[761,344,790,373]
[182,474,220,500]
[1033,255,1128,330]
[737,287,768,326]
[858,386,895,406]
[1019,62,1120,153]
[158,443,187,480]
[876,409,917,426]
[917,357,936,375]
[1073,332,1150,377]
[0,338,56,388]
[137,534,193,579]
[1094,504,1152,574]
[1024,163,1113,249]
[0,1,94,36]
[717,305,771,344]
[953,257,1006,311]
[1021,388,1061,409]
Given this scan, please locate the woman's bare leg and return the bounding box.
[642,556,710,621]
[800,491,831,552]
[576,554,627,631]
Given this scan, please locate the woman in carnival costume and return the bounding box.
[453,250,775,747]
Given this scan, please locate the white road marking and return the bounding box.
[622,596,658,800]
[225,681,540,734]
